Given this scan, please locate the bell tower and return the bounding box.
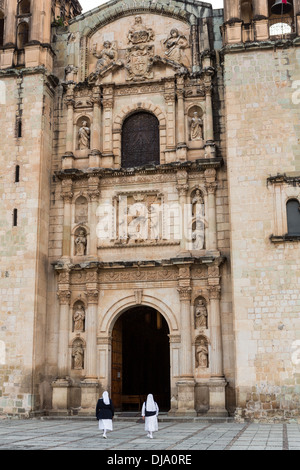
[0,0,81,69]
[0,0,82,416]
[222,0,300,421]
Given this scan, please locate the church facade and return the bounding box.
[0,0,299,421]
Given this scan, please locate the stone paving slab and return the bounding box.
[0,418,299,452]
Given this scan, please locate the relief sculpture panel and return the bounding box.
[87,14,191,82]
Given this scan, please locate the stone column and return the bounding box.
[205,169,218,252]
[102,86,114,168]
[42,0,52,44]
[176,77,187,161]
[223,0,242,44]
[52,281,71,412]
[80,270,99,412]
[90,86,101,167]
[295,0,300,14]
[253,0,269,41]
[61,178,73,258]
[207,278,227,416]
[30,0,42,43]
[164,79,176,163]
[65,87,75,156]
[224,0,241,22]
[176,170,189,253]
[4,0,17,46]
[175,265,196,416]
[88,176,100,258]
[204,80,216,159]
[57,288,71,377]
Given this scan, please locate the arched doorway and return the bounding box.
[121,111,160,168]
[111,306,170,412]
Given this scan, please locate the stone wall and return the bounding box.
[224,45,300,421]
[0,71,54,415]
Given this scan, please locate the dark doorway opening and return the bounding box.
[111,306,170,412]
[121,111,160,168]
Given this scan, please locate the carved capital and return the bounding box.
[86,289,99,303]
[176,184,189,197]
[61,191,74,203]
[57,289,71,305]
[177,88,185,99]
[65,97,75,108]
[205,182,217,195]
[164,92,176,102]
[208,285,221,300]
[102,98,113,109]
[177,286,192,301]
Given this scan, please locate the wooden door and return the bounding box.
[111,318,122,410]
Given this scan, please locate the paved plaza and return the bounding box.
[0,416,299,451]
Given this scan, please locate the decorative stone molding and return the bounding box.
[57,289,71,305]
[177,286,192,301]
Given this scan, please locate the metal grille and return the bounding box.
[121,112,160,168]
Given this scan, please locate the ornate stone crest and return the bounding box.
[127,15,155,45]
[125,44,154,81]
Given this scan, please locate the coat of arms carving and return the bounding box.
[125,16,155,81]
[125,44,154,81]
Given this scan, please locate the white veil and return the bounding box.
[146,394,156,412]
[102,391,110,405]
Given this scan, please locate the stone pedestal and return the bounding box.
[51,378,71,411]
[89,150,101,168]
[175,380,197,416]
[254,19,269,41]
[80,381,99,413]
[207,378,228,417]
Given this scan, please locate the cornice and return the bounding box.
[54,157,224,182]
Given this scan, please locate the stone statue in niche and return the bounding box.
[75,228,87,256]
[190,111,203,141]
[78,121,90,150]
[191,189,205,250]
[192,189,204,216]
[128,15,155,45]
[163,29,188,64]
[93,41,118,72]
[72,341,84,370]
[195,299,208,329]
[196,338,209,368]
[73,304,85,332]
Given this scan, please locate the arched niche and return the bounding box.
[71,337,85,370]
[74,225,88,257]
[187,105,204,147]
[72,301,86,333]
[76,116,91,151]
[194,296,208,330]
[75,195,88,224]
[195,335,209,369]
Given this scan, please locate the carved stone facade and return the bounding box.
[0,0,299,421]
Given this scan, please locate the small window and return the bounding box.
[17,119,22,138]
[17,22,29,49]
[15,165,20,183]
[13,209,18,227]
[0,17,4,47]
[18,0,31,15]
[287,199,300,235]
